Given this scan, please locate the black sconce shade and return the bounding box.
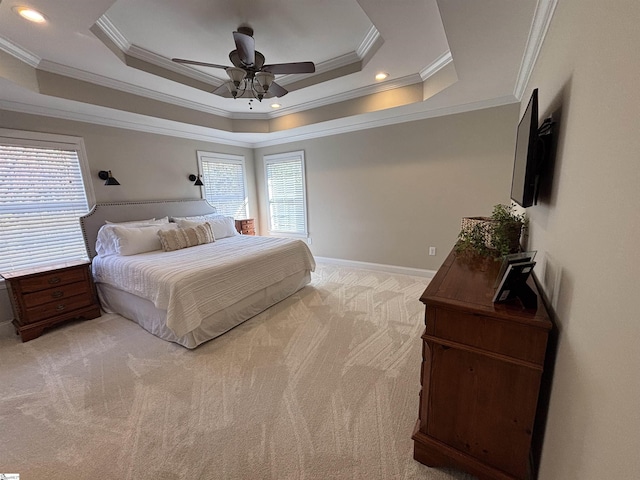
[189,174,204,186]
[98,170,120,185]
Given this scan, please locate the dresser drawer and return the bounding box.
[23,281,90,308]
[18,267,87,293]
[25,293,94,323]
[432,308,548,365]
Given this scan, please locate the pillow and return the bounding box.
[176,216,238,240]
[157,223,214,252]
[170,213,222,224]
[105,216,169,226]
[96,223,177,256]
[111,223,178,256]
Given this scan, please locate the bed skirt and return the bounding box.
[96,270,311,349]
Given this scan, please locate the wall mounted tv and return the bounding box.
[510,88,554,208]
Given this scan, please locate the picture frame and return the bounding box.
[494,251,537,288]
[492,260,537,309]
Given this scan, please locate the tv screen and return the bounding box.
[511,88,539,208]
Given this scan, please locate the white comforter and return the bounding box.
[92,235,316,336]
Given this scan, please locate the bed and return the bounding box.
[79,199,315,349]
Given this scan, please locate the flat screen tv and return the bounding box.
[511,88,540,208]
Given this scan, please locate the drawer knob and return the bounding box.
[56,304,65,311]
[51,291,64,299]
[48,277,61,284]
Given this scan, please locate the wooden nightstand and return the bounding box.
[235,218,256,235]
[1,260,101,342]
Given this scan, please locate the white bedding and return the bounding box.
[92,235,316,337]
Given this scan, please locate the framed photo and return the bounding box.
[494,251,537,288]
[492,260,537,309]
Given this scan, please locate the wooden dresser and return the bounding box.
[2,260,101,342]
[412,247,552,480]
[235,218,255,235]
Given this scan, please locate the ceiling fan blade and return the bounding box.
[268,81,288,98]
[233,31,255,67]
[262,62,316,74]
[172,58,228,69]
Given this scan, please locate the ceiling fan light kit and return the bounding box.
[172,26,315,106]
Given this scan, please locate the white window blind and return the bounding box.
[0,139,91,273]
[264,151,307,236]
[197,152,248,218]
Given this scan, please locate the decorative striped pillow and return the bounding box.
[157,223,214,252]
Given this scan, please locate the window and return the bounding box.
[0,129,94,273]
[264,151,308,237]
[197,151,248,218]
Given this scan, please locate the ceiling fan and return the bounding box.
[172,25,316,102]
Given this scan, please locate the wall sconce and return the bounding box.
[98,170,120,185]
[188,174,204,186]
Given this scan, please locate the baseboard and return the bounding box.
[315,256,436,278]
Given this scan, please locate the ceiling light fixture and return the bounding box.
[270,103,281,109]
[375,72,389,81]
[223,68,275,103]
[13,7,47,23]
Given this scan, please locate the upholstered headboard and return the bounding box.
[79,199,217,258]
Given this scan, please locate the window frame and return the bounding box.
[0,128,95,276]
[196,151,249,219]
[263,150,308,238]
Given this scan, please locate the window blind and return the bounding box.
[265,154,307,235]
[199,155,248,218]
[0,144,90,273]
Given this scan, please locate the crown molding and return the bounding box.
[37,60,234,118]
[514,0,558,100]
[420,51,453,81]
[0,93,518,150]
[357,25,382,59]
[0,98,254,147]
[269,74,423,118]
[252,95,519,148]
[94,16,130,51]
[0,35,40,67]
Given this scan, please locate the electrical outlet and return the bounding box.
[429,246,436,256]
[307,237,312,245]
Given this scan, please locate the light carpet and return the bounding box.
[0,263,475,480]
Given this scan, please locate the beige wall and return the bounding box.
[522,1,640,478]
[0,111,256,209]
[255,104,519,270]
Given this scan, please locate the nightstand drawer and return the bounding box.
[23,281,90,308]
[19,268,86,293]
[235,218,256,235]
[25,293,94,323]
[2,260,101,341]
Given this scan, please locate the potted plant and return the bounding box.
[456,204,527,258]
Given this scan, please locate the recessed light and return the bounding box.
[270,103,281,109]
[375,72,389,81]
[13,7,47,23]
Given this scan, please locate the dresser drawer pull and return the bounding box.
[51,291,64,299]
[48,277,61,285]
[56,304,66,311]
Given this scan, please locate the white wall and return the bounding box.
[523,1,640,478]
